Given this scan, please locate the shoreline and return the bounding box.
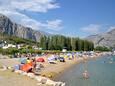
[52,58,83,80]
[53,55,104,82]
[40,53,103,80]
[41,58,83,79]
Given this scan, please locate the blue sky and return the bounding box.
[0,0,115,37]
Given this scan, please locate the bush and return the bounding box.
[19,48,27,54]
[94,46,111,51]
[0,48,19,55]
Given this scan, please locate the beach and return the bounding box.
[40,53,102,79]
[0,53,102,86]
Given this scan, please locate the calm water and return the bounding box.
[55,55,115,86]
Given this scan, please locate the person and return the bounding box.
[82,70,89,79]
[26,57,32,64]
[32,58,36,68]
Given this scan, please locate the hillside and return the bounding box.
[86,29,115,48]
[0,32,37,45]
[0,14,45,42]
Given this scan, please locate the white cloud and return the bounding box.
[81,24,101,34]
[0,0,59,13]
[46,19,63,31]
[10,0,60,13]
[0,0,62,31]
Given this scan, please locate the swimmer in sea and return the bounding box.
[82,70,89,79]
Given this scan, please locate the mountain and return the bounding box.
[0,32,37,45]
[86,29,115,48]
[0,14,46,42]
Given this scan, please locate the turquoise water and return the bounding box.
[55,56,115,86]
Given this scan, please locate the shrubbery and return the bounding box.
[0,48,19,55]
[94,46,111,51]
[0,48,42,55]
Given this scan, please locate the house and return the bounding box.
[62,47,67,52]
[2,44,16,49]
[32,46,39,50]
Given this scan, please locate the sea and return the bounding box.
[55,55,115,86]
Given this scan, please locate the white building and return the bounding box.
[2,44,16,49]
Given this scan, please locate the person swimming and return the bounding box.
[82,70,89,79]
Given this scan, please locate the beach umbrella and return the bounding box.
[47,56,57,63]
[48,57,54,61]
[36,58,45,62]
[19,58,27,64]
[47,57,57,64]
[21,64,32,72]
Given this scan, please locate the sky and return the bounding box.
[0,0,115,38]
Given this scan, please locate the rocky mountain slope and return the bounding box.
[86,29,115,48]
[0,14,45,42]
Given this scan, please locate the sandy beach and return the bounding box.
[40,58,84,79]
[0,53,102,86]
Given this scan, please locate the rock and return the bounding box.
[35,76,44,83]
[61,82,66,86]
[21,72,28,76]
[14,70,21,73]
[86,29,115,47]
[7,66,13,70]
[40,78,47,84]
[14,70,23,74]
[0,14,46,42]
[55,82,66,86]
[27,73,35,79]
[35,76,65,86]
[13,69,65,86]
[45,79,55,85]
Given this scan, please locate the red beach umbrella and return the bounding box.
[36,58,45,62]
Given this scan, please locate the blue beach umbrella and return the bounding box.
[19,58,27,64]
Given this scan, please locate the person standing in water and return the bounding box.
[82,55,90,79]
[82,70,89,79]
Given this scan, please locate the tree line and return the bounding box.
[39,35,94,51]
[94,46,111,51]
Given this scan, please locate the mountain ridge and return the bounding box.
[86,29,115,48]
[0,14,47,42]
